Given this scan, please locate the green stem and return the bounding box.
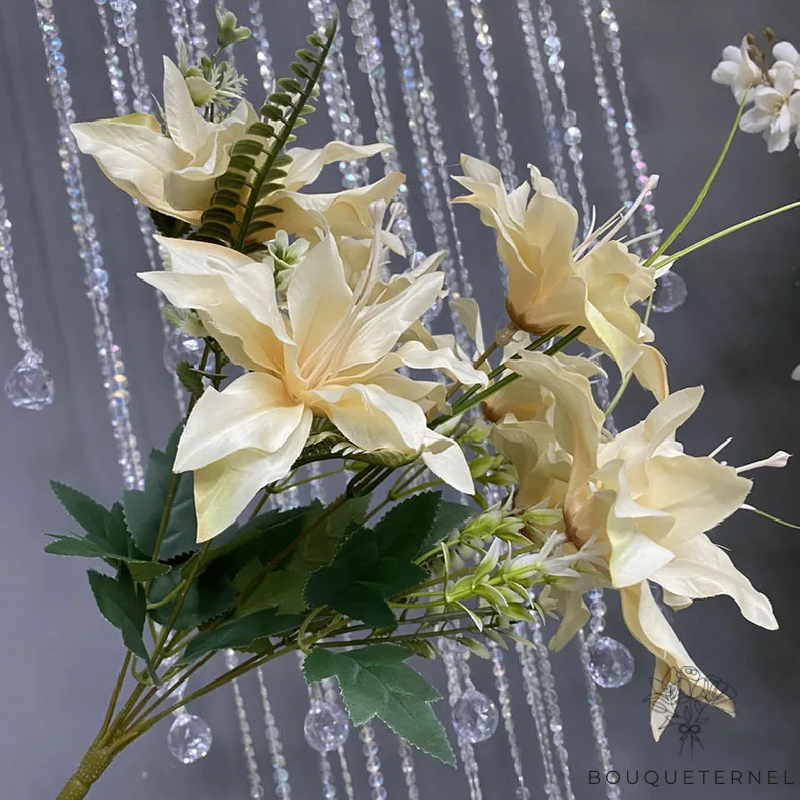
[98,652,131,738]
[643,95,748,269]
[56,745,114,800]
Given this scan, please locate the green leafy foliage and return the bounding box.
[193,18,337,252]
[149,208,190,239]
[304,645,455,766]
[181,609,305,664]
[46,485,169,580]
[236,495,370,616]
[175,361,204,395]
[123,427,197,561]
[88,564,151,666]
[306,493,470,626]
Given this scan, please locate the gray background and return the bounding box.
[1,0,799,798]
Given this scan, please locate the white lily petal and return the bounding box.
[162,56,212,155]
[449,295,486,353]
[193,408,313,542]
[394,340,489,387]
[174,372,306,472]
[421,430,474,495]
[283,142,393,190]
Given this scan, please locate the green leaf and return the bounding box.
[238,495,370,616]
[148,567,238,631]
[88,564,150,664]
[45,535,170,580]
[50,481,110,543]
[303,645,455,766]
[175,361,204,395]
[305,493,446,627]
[418,501,473,556]
[181,609,305,664]
[123,427,198,561]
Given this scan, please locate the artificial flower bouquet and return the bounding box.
[47,13,797,799]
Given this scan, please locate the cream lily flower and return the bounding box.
[489,358,778,733]
[453,155,668,400]
[739,62,798,152]
[139,213,484,541]
[72,57,394,229]
[72,57,257,224]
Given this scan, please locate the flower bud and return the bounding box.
[216,8,252,48]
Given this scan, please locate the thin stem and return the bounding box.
[279,465,348,491]
[644,95,748,269]
[146,579,188,610]
[98,652,132,738]
[248,486,273,521]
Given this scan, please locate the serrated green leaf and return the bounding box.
[246,220,276,236]
[181,609,305,664]
[303,645,455,766]
[45,535,170,580]
[88,565,150,664]
[306,493,446,626]
[148,567,238,631]
[50,481,110,543]
[239,496,370,616]
[418,501,473,557]
[232,139,265,157]
[290,63,312,80]
[260,105,284,121]
[248,121,276,139]
[123,427,198,561]
[277,77,303,93]
[175,361,203,395]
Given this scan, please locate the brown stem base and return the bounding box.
[56,745,113,800]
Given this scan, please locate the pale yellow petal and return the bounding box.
[283,142,392,190]
[193,409,312,542]
[449,296,486,352]
[162,56,213,154]
[394,340,489,387]
[421,430,474,495]
[653,534,777,629]
[174,372,306,471]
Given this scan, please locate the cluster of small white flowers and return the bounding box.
[712,37,800,153]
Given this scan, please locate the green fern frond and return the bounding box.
[192,15,338,251]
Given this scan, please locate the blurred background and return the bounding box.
[0,0,798,797]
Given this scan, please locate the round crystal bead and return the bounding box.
[303,700,350,752]
[452,688,499,743]
[652,271,688,313]
[588,636,635,688]
[5,351,54,410]
[163,327,203,374]
[167,713,212,763]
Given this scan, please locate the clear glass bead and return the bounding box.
[167,713,212,763]
[452,688,499,743]
[5,351,54,410]
[163,326,203,374]
[652,271,688,313]
[588,636,635,688]
[564,126,582,146]
[303,700,349,752]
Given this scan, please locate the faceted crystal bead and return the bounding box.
[167,713,212,763]
[163,326,203,374]
[452,688,499,743]
[652,271,688,313]
[5,350,54,410]
[303,700,349,752]
[588,636,635,688]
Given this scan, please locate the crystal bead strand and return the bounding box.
[256,666,293,799]
[0,182,55,410]
[359,724,389,800]
[404,0,473,302]
[444,0,488,161]
[247,0,275,94]
[516,639,562,799]
[34,0,144,489]
[308,0,369,189]
[466,1,516,190]
[386,0,468,346]
[441,643,482,800]
[397,740,420,800]
[164,0,191,60]
[184,0,208,60]
[347,1,418,259]
[514,0,571,200]
[99,0,188,413]
[490,644,530,800]
[578,0,638,246]
[530,620,576,800]
[535,1,591,230]
[321,679,356,800]
[577,629,621,800]
[597,0,686,311]
[584,588,634,689]
[226,650,266,799]
[298,652,340,799]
